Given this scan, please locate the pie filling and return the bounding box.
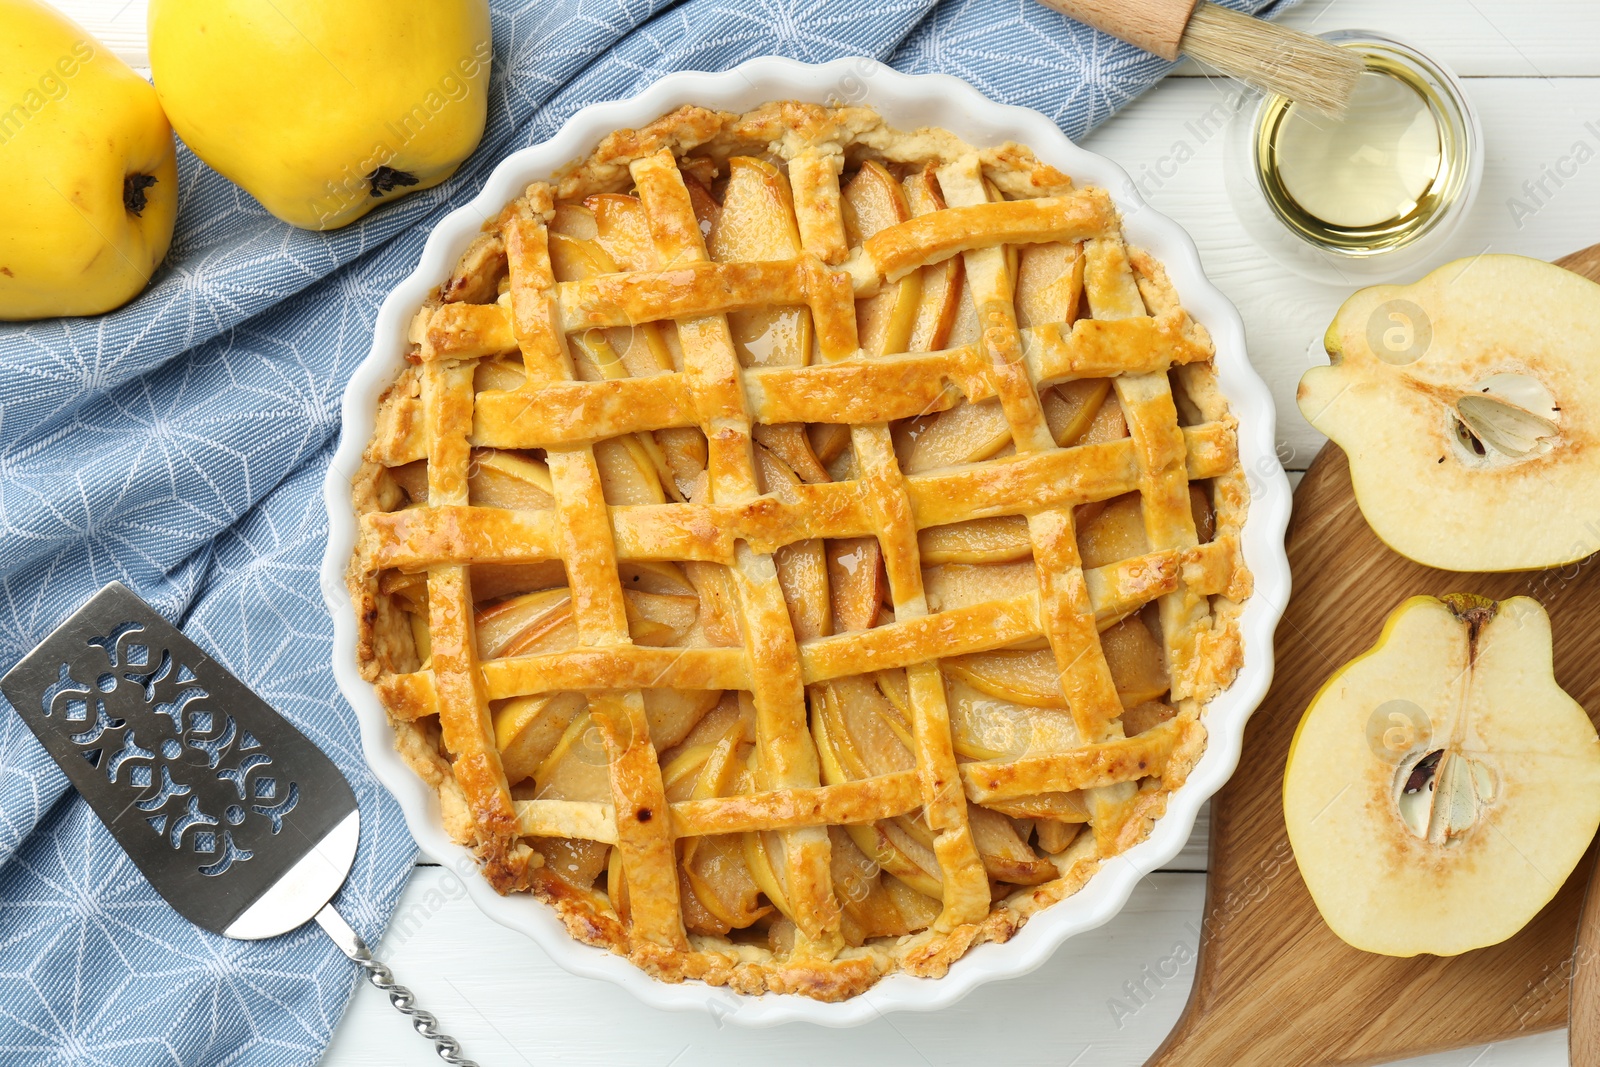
[347,101,1252,1000]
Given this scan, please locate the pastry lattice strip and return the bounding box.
[353,122,1250,960]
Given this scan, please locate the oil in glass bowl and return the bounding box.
[1241,31,1481,275]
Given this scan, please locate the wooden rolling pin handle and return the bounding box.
[1032,0,1201,61]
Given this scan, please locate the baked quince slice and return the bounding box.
[842,161,921,357]
[829,828,940,945]
[1299,255,1600,570]
[709,157,813,367]
[1284,594,1600,956]
[902,169,961,352]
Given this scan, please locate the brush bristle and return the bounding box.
[1180,2,1364,116]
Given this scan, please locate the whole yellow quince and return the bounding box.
[0,0,178,321]
[148,0,492,231]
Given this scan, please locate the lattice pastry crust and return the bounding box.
[347,101,1252,1000]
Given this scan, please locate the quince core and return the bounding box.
[1284,594,1600,957]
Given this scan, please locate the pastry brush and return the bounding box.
[1035,0,1364,116]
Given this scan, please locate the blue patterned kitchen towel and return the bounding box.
[0,0,1294,1062]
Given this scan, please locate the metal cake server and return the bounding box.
[1,582,475,1066]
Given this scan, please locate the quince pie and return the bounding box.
[347,101,1251,1000]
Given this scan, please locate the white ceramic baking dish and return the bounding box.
[320,54,1293,1028]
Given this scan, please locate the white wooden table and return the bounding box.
[61,1,1600,1063]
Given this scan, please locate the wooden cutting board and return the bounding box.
[1146,243,1600,1067]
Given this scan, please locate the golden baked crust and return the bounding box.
[346,101,1251,1000]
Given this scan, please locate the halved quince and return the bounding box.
[1299,255,1600,570]
[1284,594,1600,956]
